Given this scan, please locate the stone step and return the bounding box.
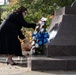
[28,56,76,71]
[0,56,27,60]
[0,56,28,67]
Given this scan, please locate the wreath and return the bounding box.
[31,17,49,55]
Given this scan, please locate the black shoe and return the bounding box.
[11,63,18,65]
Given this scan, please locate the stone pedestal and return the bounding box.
[28,56,76,71]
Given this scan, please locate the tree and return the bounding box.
[1,0,74,26]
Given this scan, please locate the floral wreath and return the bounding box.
[30,17,49,55]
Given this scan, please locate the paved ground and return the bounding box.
[0,63,76,75]
[0,55,76,75]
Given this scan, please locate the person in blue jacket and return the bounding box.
[0,6,36,65]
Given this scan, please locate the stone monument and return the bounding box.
[44,6,76,57]
[27,6,76,71]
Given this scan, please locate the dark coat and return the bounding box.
[0,12,36,56]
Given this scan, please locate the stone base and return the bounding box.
[28,56,76,71]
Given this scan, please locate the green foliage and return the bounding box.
[1,0,74,27]
[56,0,74,7]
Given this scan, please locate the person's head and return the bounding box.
[15,6,27,16]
